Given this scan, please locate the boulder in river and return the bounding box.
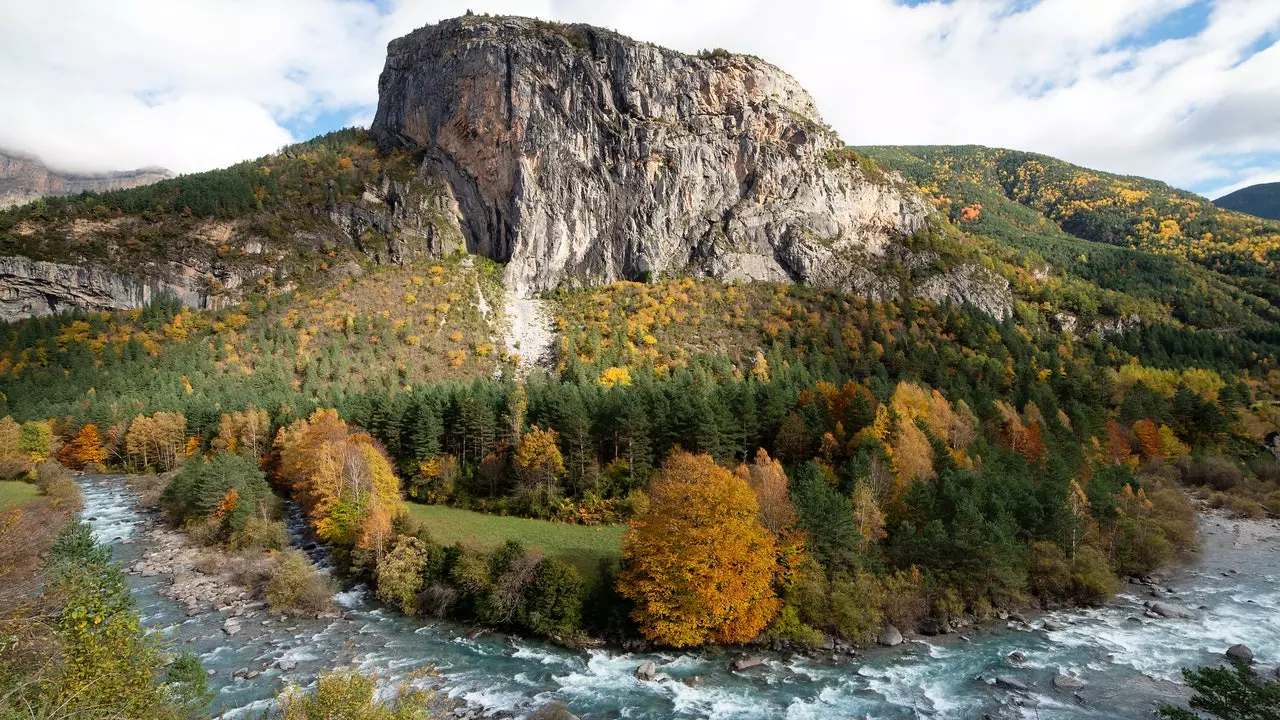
[1145,601,1195,619]
[1052,674,1086,691]
[1007,651,1027,664]
[222,619,241,636]
[633,662,657,682]
[682,675,703,688]
[1226,644,1254,663]
[876,625,903,647]
[1043,619,1066,631]
[731,656,765,672]
[277,657,297,671]
[995,676,1030,692]
[919,617,951,636]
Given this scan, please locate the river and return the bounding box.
[79,476,1280,719]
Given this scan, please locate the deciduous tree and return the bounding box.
[619,451,780,647]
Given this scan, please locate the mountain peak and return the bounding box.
[370,15,935,300]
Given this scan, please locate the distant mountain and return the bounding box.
[0,149,170,209]
[1215,182,1280,221]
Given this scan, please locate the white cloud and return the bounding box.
[0,0,1277,195]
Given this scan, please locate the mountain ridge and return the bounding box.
[1215,181,1280,221]
[0,148,171,210]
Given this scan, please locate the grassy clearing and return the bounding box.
[405,503,625,584]
[0,480,39,510]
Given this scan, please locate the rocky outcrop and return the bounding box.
[371,16,931,298]
[327,174,465,266]
[0,255,205,321]
[916,264,1013,320]
[0,149,170,209]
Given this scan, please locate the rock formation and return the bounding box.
[0,149,170,209]
[0,255,205,322]
[371,16,934,298]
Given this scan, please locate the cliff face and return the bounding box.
[0,150,171,209]
[0,255,205,322]
[371,16,932,297]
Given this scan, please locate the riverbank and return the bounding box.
[83,475,1280,719]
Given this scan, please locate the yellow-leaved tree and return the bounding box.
[619,450,781,647]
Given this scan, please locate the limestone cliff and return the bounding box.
[0,149,171,209]
[0,255,205,322]
[371,16,934,297]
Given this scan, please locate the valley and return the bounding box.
[0,12,1278,720]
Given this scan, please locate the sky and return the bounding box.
[1,0,1277,199]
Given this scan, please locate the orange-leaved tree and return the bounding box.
[273,409,402,557]
[57,424,108,470]
[619,450,781,647]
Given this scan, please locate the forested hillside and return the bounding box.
[1,133,1278,656]
[861,145,1280,314]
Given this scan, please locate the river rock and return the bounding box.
[634,662,657,682]
[876,625,903,647]
[1007,651,1027,664]
[222,619,242,636]
[1145,601,1195,619]
[1008,613,1028,625]
[682,675,703,688]
[919,618,951,636]
[995,676,1030,692]
[1043,619,1066,632]
[1226,644,1254,663]
[731,656,766,672]
[277,657,298,671]
[1052,674,1086,691]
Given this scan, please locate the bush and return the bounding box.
[1070,546,1119,604]
[232,517,289,551]
[164,651,213,717]
[1226,496,1266,519]
[274,667,447,720]
[829,571,884,642]
[266,551,335,614]
[1028,541,1071,601]
[35,461,81,504]
[767,603,824,649]
[1181,457,1243,492]
[376,536,430,614]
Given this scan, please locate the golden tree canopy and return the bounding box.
[619,450,781,647]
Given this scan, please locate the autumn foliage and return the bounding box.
[57,424,108,470]
[619,451,781,647]
[274,409,403,556]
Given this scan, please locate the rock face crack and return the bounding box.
[370,15,931,298]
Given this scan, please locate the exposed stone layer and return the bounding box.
[0,255,204,322]
[371,16,932,297]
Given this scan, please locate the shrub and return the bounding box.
[232,516,289,551]
[35,461,81,504]
[1028,541,1071,601]
[767,603,824,649]
[829,571,884,642]
[376,536,430,614]
[164,651,213,716]
[266,550,335,614]
[1226,496,1266,519]
[1181,457,1242,492]
[274,667,447,720]
[1070,545,1119,604]
[518,558,583,637]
